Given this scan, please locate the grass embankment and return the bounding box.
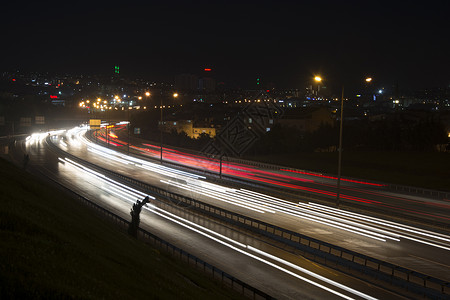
[0,158,242,299]
[247,151,450,191]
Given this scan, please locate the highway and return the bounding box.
[15,126,450,298]
[103,124,450,227]
[82,126,450,282]
[16,127,408,299]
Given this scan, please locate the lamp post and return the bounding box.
[314,75,343,208]
[314,76,322,98]
[127,106,131,154]
[160,93,163,163]
[365,77,373,103]
[160,92,178,163]
[336,86,344,208]
[336,77,370,207]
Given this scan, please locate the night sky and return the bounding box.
[2,1,449,90]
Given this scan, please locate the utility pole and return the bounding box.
[127,107,130,154]
[160,93,163,164]
[219,155,223,179]
[336,86,344,208]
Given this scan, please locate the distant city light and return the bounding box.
[204,68,212,71]
[365,77,372,83]
[378,89,383,94]
[314,76,322,82]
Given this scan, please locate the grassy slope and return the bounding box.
[247,151,450,191]
[0,158,242,299]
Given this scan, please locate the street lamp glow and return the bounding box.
[365,77,373,83]
[314,76,322,82]
[173,93,178,98]
[145,92,150,97]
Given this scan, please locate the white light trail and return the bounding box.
[58,152,374,299]
[56,126,450,251]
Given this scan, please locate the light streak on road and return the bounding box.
[247,246,378,300]
[304,203,450,251]
[26,129,66,144]
[57,155,378,300]
[162,179,393,242]
[59,126,450,251]
[73,127,205,181]
[160,179,271,214]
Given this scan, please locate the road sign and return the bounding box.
[89,119,101,129]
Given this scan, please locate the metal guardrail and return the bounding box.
[80,195,273,300]
[151,190,450,299]
[31,164,273,300]
[56,134,450,298]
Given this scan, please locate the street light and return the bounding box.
[160,92,179,163]
[365,77,374,102]
[336,77,370,207]
[336,86,344,208]
[314,76,322,98]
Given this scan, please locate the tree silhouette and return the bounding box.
[128,196,150,238]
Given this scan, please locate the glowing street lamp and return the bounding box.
[145,92,150,97]
[365,77,373,83]
[313,76,323,98]
[159,92,179,163]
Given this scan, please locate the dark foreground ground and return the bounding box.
[0,158,243,299]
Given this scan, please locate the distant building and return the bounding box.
[192,126,216,138]
[159,119,216,138]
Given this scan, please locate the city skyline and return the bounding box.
[2,1,449,91]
